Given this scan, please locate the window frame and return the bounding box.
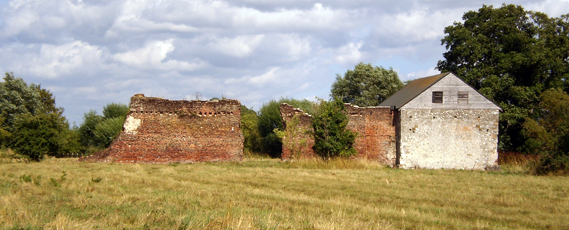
[458,91,469,103]
[432,91,443,103]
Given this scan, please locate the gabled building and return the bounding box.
[380,72,501,169]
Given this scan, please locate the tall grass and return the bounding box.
[0,157,568,229]
[498,151,539,174]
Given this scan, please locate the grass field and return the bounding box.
[0,155,568,229]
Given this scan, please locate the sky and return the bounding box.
[0,0,568,125]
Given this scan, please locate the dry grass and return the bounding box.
[498,151,540,174]
[0,156,568,229]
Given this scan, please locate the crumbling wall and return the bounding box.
[344,104,397,165]
[398,109,499,169]
[280,103,396,166]
[279,103,317,159]
[82,94,243,163]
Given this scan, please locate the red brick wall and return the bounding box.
[280,103,396,166]
[344,104,397,165]
[279,103,317,160]
[82,94,243,163]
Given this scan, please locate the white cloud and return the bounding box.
[2,9,39,37]
[334,42,363,65]
[225,67,281,87]
[6,41,104,79]
[112,39,207,71]
[206,35,265,58]
[525,0,569,17]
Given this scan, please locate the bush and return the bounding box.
[78,103,129,151]
[103,103,129,119]
[530,153,569,175]
[10,113,65,161]
[241,105,262,154]
[93,117,125,148]
[311,99,357,159]
[523,89,569,175]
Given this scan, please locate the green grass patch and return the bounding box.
[0,157,567,229]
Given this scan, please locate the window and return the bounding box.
[432,91,443,103]
[458,91,469,103]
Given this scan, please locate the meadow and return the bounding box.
[0,153,568,229]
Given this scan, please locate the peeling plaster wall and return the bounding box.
[398,109,499,169]
[82,94,243,163]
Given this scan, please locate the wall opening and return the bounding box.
[458,91,469,103]
[432,91,443,103]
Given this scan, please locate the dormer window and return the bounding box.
[432,91,443,103]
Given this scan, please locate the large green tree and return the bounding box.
[1,72,79,159]
[331,63,404,106]
[0,73,61,134]
[436,4,569,151]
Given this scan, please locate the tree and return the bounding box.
[10,110,68,161]
[436,4,569,151]
[311,98,357,159]
[0,73,78,159]
[0,117,10,147]
[102,103,129,119]
[331,63,404,107]
[93,117,125,148]
[78,110,103,148]
[240,105,262,154]
[523,89,569,175]
[78,103,129,151]
[0,73,54,134]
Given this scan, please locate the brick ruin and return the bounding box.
[279,104,317,160]
[81,94,243,163]
[280,103,397,166]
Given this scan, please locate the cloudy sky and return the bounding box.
[1,0,568,125]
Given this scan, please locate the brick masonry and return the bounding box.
[280,103,397,166]
[279,104,317,160]
[80,94,243,163]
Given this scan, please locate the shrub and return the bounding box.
[311,99,357,159]
[523,89,569,175]
[93,117,125,148]
[10,113,65,161]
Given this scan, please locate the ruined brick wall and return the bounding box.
[279,103,317,159]
[83,94,243,163]
[344,105,397,166]
[280,103,396,166]
[398,109,499,170]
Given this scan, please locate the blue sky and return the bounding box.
[0,0,568,125]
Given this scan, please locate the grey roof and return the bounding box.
[379,72,450,109]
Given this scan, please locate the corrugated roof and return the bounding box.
[379,72,450,109]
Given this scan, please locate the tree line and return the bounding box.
[0,73,128,161]
[1,4,567,174]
